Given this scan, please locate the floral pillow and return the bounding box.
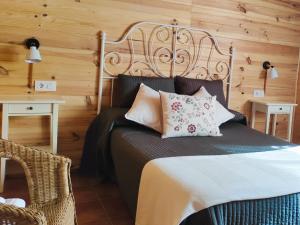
[194,87,234,126]
[159,91,222,138]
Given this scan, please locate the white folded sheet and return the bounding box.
[135,147,300,225]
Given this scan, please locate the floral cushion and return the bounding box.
[194,87,234,126]
[160,91,222,138]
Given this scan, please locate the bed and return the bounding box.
[80,21,300,225]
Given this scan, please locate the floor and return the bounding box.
[2,172,134,225]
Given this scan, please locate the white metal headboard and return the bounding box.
[98,21,235,114]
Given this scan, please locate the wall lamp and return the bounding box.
[25,38,42,64]
[263,61,279,92]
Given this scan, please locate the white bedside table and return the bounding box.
[0,96,65,192]
[250,100,297,142]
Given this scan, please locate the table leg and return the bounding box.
[50,104,59,154]
[265,111,270,134]
[0,104,9,192]
[287,109,293,142]
[251,103,256,129]
[272,114,277,136]
[0,159,6,193]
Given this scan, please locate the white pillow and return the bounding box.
[0,196,5,204]
[0,196,26,208]
[160,91,222,138]
[194,87,234,126]
[5,198,26,208]
[125,83,162,133]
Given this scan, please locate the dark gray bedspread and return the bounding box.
[110,123,294,217]
[80,107,247,178]
[80,108,299,225]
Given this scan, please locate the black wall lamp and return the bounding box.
[262,61,279,92]
[24,37,42,88]
[24,38,42,64]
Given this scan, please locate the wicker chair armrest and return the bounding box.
[0,204,47,225]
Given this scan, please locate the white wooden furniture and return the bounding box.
[0,96,65,192]
[250,100,297,142]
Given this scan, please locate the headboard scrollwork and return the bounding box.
[98,21,235,114]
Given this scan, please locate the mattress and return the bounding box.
[110,122,295,224]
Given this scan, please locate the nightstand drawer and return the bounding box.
[8,103,52,114]
[269,105,291,114]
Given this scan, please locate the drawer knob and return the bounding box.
[279,107,282,110]
[27,106,33,110]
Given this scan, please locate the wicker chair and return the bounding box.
[0,139,77,225]
[0,204,47,224]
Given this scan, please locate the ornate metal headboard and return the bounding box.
[98,21,235,114]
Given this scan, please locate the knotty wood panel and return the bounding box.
[0,0,299,169]
[293,49,300,143]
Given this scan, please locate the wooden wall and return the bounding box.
[0,0,300,169]
[293,50,300,142]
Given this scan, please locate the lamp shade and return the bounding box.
[25,46,42,64]
[267,67,278,79]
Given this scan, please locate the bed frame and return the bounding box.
[98,20,235,114]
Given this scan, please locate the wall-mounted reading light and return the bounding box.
[25,38,42,64]
[263,61,279,79]
[263,61,279,92]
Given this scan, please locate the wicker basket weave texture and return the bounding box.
[0,139,77,225]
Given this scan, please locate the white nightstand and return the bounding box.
[0,96,65,192]
[250,100,297,142]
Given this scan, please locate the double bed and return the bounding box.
[80,21,300,225]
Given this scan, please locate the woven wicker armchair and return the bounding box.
[0,204,47,224]
[0,139,77,225]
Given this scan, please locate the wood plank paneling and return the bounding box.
[293,49,300,143]
[0,0,299,169]
[192,0,300,46]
